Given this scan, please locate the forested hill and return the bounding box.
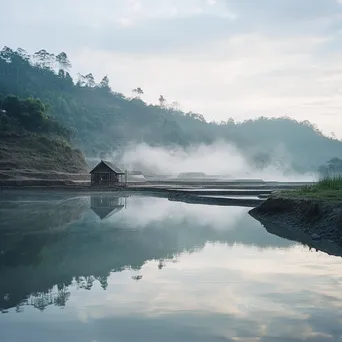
[1,46,341,173]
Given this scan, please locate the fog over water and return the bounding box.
[107,141,316,181]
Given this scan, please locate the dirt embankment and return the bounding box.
[0,135,89,184]
[249,196,342,247]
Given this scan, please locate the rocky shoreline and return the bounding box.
[249,195,342,248]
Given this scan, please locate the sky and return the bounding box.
[2,0,342,137]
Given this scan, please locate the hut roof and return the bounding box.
[90,160,125,174]
[91,205,124,220]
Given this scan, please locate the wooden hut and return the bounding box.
[90,160,126,186]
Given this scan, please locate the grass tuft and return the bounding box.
[280,176,342,201]
[315,176,342,190]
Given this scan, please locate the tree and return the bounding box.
[56,52,71,72]
[84,73,95,87]
[54,286,71,307]
[2,95,21,114]
[16,48,30,62]
[0,46,14,62]
[189,112,205,122]
[170,101,180,111]
[33,49,54,69]
[20,98,47,130]
[76,73,86,87]
[65,72,74,86]
[132,87,144,98]
[159,95,166,107]
[99,75,110,89]
[227,117,235,125]
[58,69,65,79]
[99,276,108,290]
[0,95,70,136]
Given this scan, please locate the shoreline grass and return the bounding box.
[279,176,342,201]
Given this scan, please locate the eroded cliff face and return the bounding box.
[249,197,342,247]
[0,136,88,184]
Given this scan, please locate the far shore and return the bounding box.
[0,179,314,190]
[0,180,314,202]
[0,179,313,208]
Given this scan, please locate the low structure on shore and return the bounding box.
[90,160,126,186]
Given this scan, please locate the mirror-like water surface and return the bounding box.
[0,193,342,342]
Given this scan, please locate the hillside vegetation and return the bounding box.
[0,93,87,181]
[1,46,342,173]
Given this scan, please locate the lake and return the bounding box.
[0,192,342,341]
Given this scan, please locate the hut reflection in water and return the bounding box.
[90,195,126,220]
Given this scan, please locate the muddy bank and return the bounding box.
[168,193,263,207]
[249,196,342,248]
[0,136,88,182]
[167,189,273,196]
[0,179,89,187]
[0,181,306,195]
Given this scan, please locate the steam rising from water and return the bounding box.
[120,141,246,175]
[110,141,315,182]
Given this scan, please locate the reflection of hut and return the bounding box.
[158,259,165,270]
[91,195,125,220]
[90,160,126,186]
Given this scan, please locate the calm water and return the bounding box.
[0,192,342,342]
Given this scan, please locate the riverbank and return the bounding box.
[0,179,319,210]
[249,178,342,248]
[0,181,313,207]
[0,179,313,190]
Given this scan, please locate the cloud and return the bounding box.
[226,0,342,33]
[1,0,342,136]
[0,0,237,53]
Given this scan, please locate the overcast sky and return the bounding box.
[2,0,342,137]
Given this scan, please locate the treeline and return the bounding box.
[1,46,342,173]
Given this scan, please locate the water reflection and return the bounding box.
[90,194,126,220]
[252,215,342,258]
[0,193,293,314]
[0,193,342,341]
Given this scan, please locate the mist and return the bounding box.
[112,141,315,182]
